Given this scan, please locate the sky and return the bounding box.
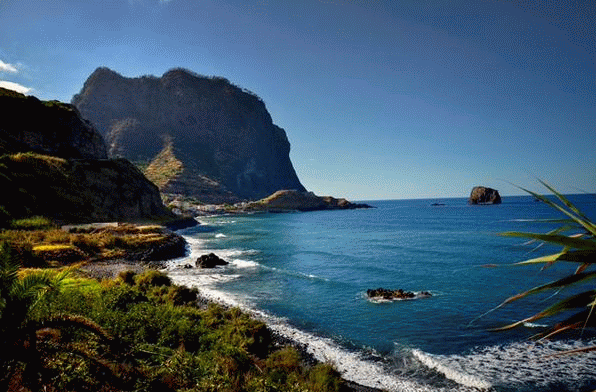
[0,0,594,200]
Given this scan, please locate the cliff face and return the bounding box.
[469,186,502,205]
[0,88,107,159]
[0,88,173,223]
[72,67,306,202]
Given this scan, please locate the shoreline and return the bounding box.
[81,256,385,392]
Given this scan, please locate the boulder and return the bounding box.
[469,186,502,205]
[196,253,229,268]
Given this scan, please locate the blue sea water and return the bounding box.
[166,195,596,392]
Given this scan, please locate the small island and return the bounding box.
[469,186,502,205]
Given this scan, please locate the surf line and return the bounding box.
[412,350,492,390]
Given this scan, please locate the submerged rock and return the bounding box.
[196,253,229,268]
[469,186,502,205]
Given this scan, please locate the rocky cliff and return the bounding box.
[72,67,306,202]
[0,88,173,223]
[469,186,502,205]
[0,88,107,159]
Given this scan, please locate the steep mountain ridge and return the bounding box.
[72,67,306,202]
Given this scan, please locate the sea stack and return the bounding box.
[469,186,502,205]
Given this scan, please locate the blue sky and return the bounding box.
[1,0,594,200]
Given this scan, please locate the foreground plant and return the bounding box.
[0,243,117,390]
[495,181,596,351]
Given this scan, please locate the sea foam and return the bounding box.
[413,340,596,391]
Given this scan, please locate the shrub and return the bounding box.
[308,363,344,392]
[166,285,198,306]
[135,269,172,289]
[117,270,137,285]
[10,216,56,230]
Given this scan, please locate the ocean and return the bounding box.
[165,194,596,392]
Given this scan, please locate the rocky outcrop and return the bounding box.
[0,88,107,159]
[196,253,229,268]
[245,190,372,212]
[72,67,306,202]
[469,186,502,205]
[367,288,432,301]
[0,88,173,223]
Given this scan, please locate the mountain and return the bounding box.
[0,88,173,224]
[72,67,306,203]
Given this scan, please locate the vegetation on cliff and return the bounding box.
[0,218,186,268]
[0,87,107,160]
[0,152,173,224]
[0,87,174,224]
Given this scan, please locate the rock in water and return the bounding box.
[366,288,432,300]
[72,67,306,203]
[245,190,373,212]
[469,186,502,205]
[196,253,229,268]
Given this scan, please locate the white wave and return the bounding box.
[413,340,596,390]
[231,259,259,268]
[522,322,548,328]
[215,233,227,238]
[265,266,329,282]
[213,220,236,225]
[412,350,492,390]
[167,268,241,286]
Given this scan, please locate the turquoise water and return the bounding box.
[166,195,596,391]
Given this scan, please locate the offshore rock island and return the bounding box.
[72,67,306,204]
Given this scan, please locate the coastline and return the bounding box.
[80,246,385,392]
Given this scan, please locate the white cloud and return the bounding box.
[0,80,32,94]
[0,60,19,74]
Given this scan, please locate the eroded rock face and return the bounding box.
[0,88,107,159]
[72,67,306,202]
[469,186,502,205]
